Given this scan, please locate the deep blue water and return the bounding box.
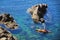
[0,0,60,40]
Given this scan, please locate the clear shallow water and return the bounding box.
[0,0,60,40]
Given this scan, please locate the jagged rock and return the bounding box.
[27,4,48,23]
[0,13,18,30]
[0,26,17,40]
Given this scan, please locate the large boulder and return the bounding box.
[27,4,48,23]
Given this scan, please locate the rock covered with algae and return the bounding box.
[0,26,17,40]
[0,13,18,30]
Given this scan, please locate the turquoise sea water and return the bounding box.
[0,0,60,40]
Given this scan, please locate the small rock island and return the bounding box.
[0,26,17,40]
[0,13,18,30]
[27,4,47,23]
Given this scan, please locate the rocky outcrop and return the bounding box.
[0,13,18,30]
[27,4,48,23]
[0,26,17,40]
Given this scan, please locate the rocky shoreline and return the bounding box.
[0,26,17,40]
[0,13,18,30]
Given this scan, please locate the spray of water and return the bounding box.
[42,23,46,30]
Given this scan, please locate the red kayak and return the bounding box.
[36,29,51,34]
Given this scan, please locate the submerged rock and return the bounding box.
[0,13,18,30]
[0,26,17,40]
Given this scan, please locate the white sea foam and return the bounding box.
[42,23,46,29]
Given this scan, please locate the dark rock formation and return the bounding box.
[0,13,18,30]
[27,4,48,23]
[0,26,17,40]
